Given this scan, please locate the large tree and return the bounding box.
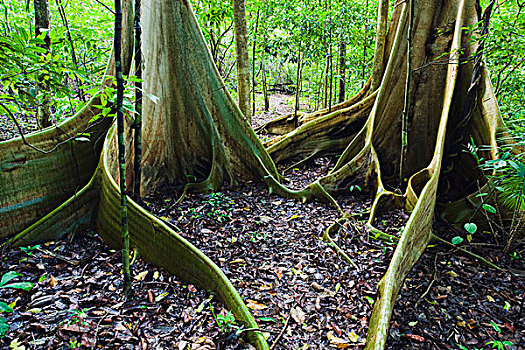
[1,0,520,349]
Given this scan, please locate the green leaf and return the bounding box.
[1,282,34,291]
[258,317,276,322]
[482,204,497,214]
[0,317,8,338]
[0,302,13,313]
[0,272,21,287]
[464,223,477,234]
[451,236,464,245]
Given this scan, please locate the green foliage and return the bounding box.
[191,0,376,102]
[0,316,8,338]
[0,0,113,129]
[209,303,236,332]
[20,244,40,256]
[65,308,89,327]
[0,271,34,291]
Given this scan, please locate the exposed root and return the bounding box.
[322,218,360,270]
[258,79,371,136]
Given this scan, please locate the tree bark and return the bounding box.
[262,58,269,112]
[138,0,278,195]
[34,0,52,129]
[233,0,251,123]
[114,0,131,296]
[338,39,346,103]
[371,0,389,91]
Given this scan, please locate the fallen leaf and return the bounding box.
[445,271,459,278]
[291,306,306,324]
[348,331,359,343]
[327,331,352,348]
[134,270,148,281]
[49,275,57,288]
[403,334,425,342]
[246,300,267,310]
[258,284,273,291]
[9,338,25,350]
[155,291,169,302]
[486,295,495,302]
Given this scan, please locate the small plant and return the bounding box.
[483,321,514,350]
[20,245,40,256]
[203,192,233,223]
[486,340,514,350]
[69,339,81,349]
[65,308,89,327]
[209,303,236,332]
[349,185,362,192]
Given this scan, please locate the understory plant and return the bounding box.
[465,139,525,251]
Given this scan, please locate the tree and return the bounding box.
[34,0,52,129]
[1,0,520,349]
[232,0,251,123]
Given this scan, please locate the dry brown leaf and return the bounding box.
[246,299,268,310]
[327,330,352,348]
[49,275,57,288]
[291,306,306,324]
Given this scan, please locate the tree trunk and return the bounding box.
[138,0,278,196]
[233,0,251,123]
[338,39,346,103]
[323,55,329,108]
[252,10,260,116]
[262,58,269,112]
[34,0,52,129]
[371,0,389,91]
[293,52,302,128]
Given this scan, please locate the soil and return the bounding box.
[0,231,252,350]
[143,171,400,349]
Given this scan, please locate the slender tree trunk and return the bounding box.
[233,0,251,123]
[293,51,302,128]
[338,38,346,103]
[252,9,260,116]
[329,51,333,112]
[34,0,52,129]
[133,0,142,201]
[362,0,369,86]
[323,55,329,108]
[262,58,269,112]
[55,0,85,101]
[115,0,132,297]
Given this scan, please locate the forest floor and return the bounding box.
[1,93,524,349]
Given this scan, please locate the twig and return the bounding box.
[36,246,80,265]
[94,0,115,14]
[415,253,439,306]
[432,235,525,276]
[269,312,291,350]
[91,309,110,349]
[518,291,524,320]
